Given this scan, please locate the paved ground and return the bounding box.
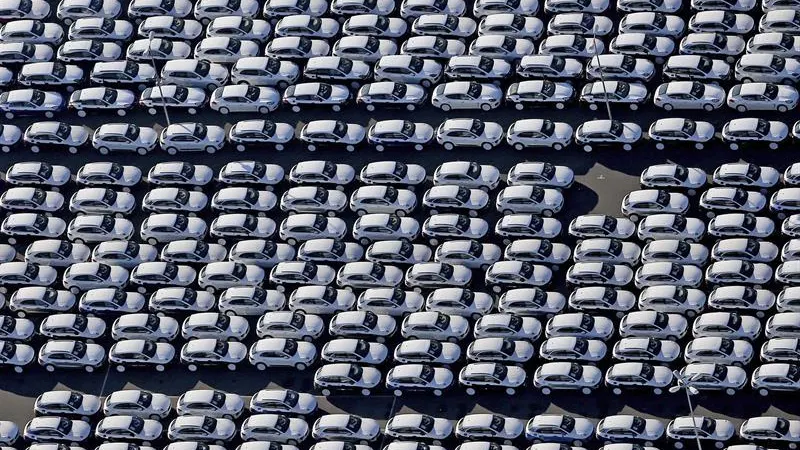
[3,102,800,433]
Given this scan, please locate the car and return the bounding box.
[705,260,772,287]
[738,418,800,448]
[399,0,466,17]
[2,213,66,244]
[275,14,338,38]
[334,35,398,62]
[23,121,90,154]
[91,123,156,156]
[393,339,460,365]
[751,363,800,395]
[413,14,475,37]
[209,85,279,114]
[533,362,601,395]
[0,262,57,293]
[605,362,673,395]
[249,389,317,416]
[25,239,90,267]
[364,240,429,266]
[574,119,643,152]
[662,55,731,82]
[282,82,350,113]
[270,260,336,291]
[129,262,196,292]
[778,288,800,312]
[436,118,504,150]
[68,188,135,216]
[343,14,408,38]
[569,215,635,239]
[159,123,226,155]
[684,336,753,366]
[289,286,356,315]
[356,82,427,112]
[148,287,215,315]
[1,20,63,44]
[0,315,35,342]
[586,55,654,82]
[231,57,299,88]
[108,339,175,372]
[1,0,50,20]
[548,13,612,37]
[322,338,387,365]
[525,415,594,445]
[160,59,228,91]
[621,189,690,221]
[580,80,648,111]
[506,119,572,151]
[137,15,202,40]
[37,340,105,372]
[179,338,247,371]
[545,312,614,340]
[700,187,768,217]
[497,288,565,318]
[257,311,325,341]
[539,336,606,363]
[329,310,397,342]
[459,362,526,395]
[226,121,294,153]
[566,262,634,287]
[0,42,52,64]
[167,416,236,442]
[596,416,665,446]
[34,391,101,420]
[648,118,715,150]
[385,364,454,396]
[302,57,370,84]
[402,311,469,342]
[140,86,206,116]
[469,34,535,61]
[77,288,145,316]
[619,311,688,340]
[0,341,35,372]
[693,312,762,341]
[506,80,574,110]
[240,414,310,443]
[761,9,800,33]
[23,417,91,443]
[313,365,382,396]
[0,89,64,120]
[298,121,366,153]
[728,83,798,113]
[568,286,635,317]
[771,189,800,219]
[182,312,249,342]
[374,55,443,87]
[193,0,259,22]
[635,261,703,289]
[747,32,800,56]
[736,54,800,85]
[140,213,207,245]
[110,313,179,342]
[653,81,725,111]
[679,33,744,64]
[386,414,453,441]
[612,337,681,362]
[619,12,684,36]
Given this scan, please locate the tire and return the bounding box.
[205,146,216,154]
[505,387,515,395]
[188,107,197,115]
[421,79,431,88]
[736,105,747,112]
[465,387,476,395]
[307,144,316,152]
[84,365,95,373]
[13,366,23,374]
[770,142,779,150]
[612,387,622,395]
[480,103,492,111]
[443,142,454,150]
[514,143,524,151]
[695,143,704,150]
[703,103,714,111]
[663,103,673,111]
[729,143,739,151]
[515,103,525,111]
[653,387,662,395]
[725,388,735,396]
[581,387,592,395]
[321,388,332,396]
[622,143,632,151]
[361,388,370,396]
[366,104,375,112]
[440,103,452,111]
[393,389,403,397]
[275,143,285,151]
[481,142,493,151]
[541,387,551,395]
[187,364,197,372]
[227,363,237,371]
[115,365,125,373]
[332,105,341,112]
[407,104,416,111]
[375,144,385,152]
[137,147,148,155]
[292,105,301,113]
[98,147,110,155]
[583,144,592,152]
[68,146,78,154]
[1,145,9,153]
[589,103,599,111]
[779,105,789,112]
[655,143,665,150]
[295,362,307,370]
[167,147,178,155]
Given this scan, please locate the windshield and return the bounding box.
[434,313,450,329]
[346,416,362,432]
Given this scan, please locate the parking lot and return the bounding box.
[7,0,800,443]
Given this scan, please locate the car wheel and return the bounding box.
[628,214,639,223]
[291,105,301,113]
[361,388,371,396]
[583,144,592,152]
[736,104,747,113]
[84,365,95,373]
[622,143,633,151]
[288,238,298,246]
[227,363,237,371]
[375,144,385,152]
[779,104,789,113]
[422,79,432,88]
[321,388,332,396]
[540,387,551,395]
[742,77,753,83]
[514,103,524,111]
[1,145,9,153]
[167,147,178,155]
[205,146,216,154]
[69,286,80,295]
[307,144,316,152]
[278,81,289,90]
[295,362,307,370]
[147,107,158,115]
[332,104,341,112]
[770,142,780,149]
[481,142,493,151]
[207,83,217,91]
[68,146,78,154]
[406,104,416,111]
[543,209,554,218]
[393,389,403,397]
[465,387,476,396]
[187,107,197,115]
[443,142,454,150]
[655,142,665,150]
[481,103,493,111]
[653,387,663,395]
[187,364,197,372]
[346,144,356,152]
[573,441,583,447]
[13,366,23,374]
[115,365,125,373]
[581,387,592,395]
[505,387,515,395]
[366,104,376,112]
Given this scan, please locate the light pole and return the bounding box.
[591,26,613,122]
[669,370,703,450]
[148,31,171,127]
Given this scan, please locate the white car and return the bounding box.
[37,340,105,372]
[533,362,601,394]
[739,418,800,447]
[605,362,673,395]
[539,336,606,363]
[148,287,215,315]
[581,81,649,111]
[167,416,236,442]
[38,313,104,341]
[436,119,504,150]
[566,262,634,287]
[103,390,172,420]
[329,311,396,343]
[612,337,681,362]
[111,313,179,342]
[752,363,800,395]
[129,262,195,292]
[343,14,407,38]
[684,336,753,366]
[432,81,502,111]
[34,391,101,420]
[0,341,34,372]
[401,311,470,342]
[654,81,725,111]
[159,123,226,155]
[393,339,461,365]
[574,119,642,152]
[693,312,762,341]
[721,117,788,151]
[288,285,353,314]
[459,362,526,395]
[525,415,594,445]
[257,311,325,341]
[249,389,317,416]
[635,262,703,289]
[23,417,91,443]
[619,12,684,36]
[387,414,453,442]
[545,312,614,340]
[619,311,688,340]
[596,416,665,446]
[506,119,572,151]
[240,414,309,444]
[568,286,635,317]
[386,364,454,396]
[313,365,382,396]
[179,339,247,371]
[78,288,145,315]
[728,83,798,112]
[748,32,800,56]
[569,215,635,239]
